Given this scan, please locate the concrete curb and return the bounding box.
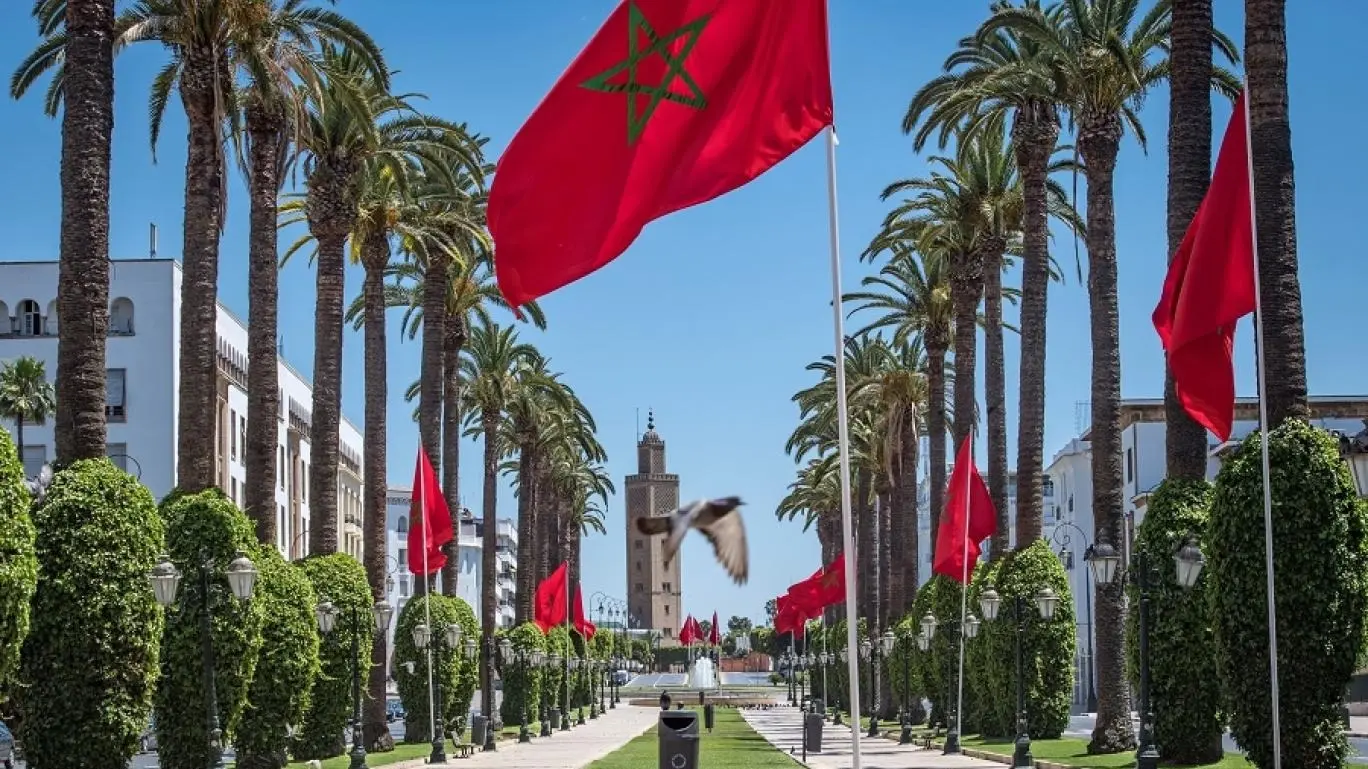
[875,731,1074,769]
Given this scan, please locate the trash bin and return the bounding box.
[549,708,562,729]
[803,710,824,753]
[703,703,715,732]
[810,698,825,716]
[658,709,700,769]
[470,714,488,747]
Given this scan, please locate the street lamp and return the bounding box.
[898,631,916,745]
[575,655,589,726]
[1090,538,1204,769]
[590,659,601,719]
[921,611,979,755]
[544,653,561,737]
[833,648,848,726]
[978,586,1060,768]
[411,620,461,764]
[148,551,257,769]
[519,647,542,743]
[315,598,396,769]
[1053,522,1099,714]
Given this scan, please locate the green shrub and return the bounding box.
[541,625,571,716]
[1208,420,1368,769]
[0,430,36,699]
[911,575,970,728]
[292,554,371,760]
[18,460,164,769]
[155,490,265,769]
[235,551,321,769]
[966,541,1075,739]
[1124,478,1222,764]
[889,613,926,724]
[499,623,546,725]
[393,594,476,742]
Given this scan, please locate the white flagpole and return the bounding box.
[419,458,438,748]
[824,125,865,765]
[953,436,973,751]
[1241,84,1282,769]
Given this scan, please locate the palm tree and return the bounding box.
[1245,0,1307,425]
[10,0,115,462]
[0,356,58,473]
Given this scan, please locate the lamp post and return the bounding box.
[784,651,797,706]
[921,610,980,755]
[977,586,1061,767]
[1052,521,1099,713]
[521,646,543,742]
[818,652,831,721]
[477,637,507,752]
[410,620,462,764]
[543,653,559,737]
[576,655,589,725]
[833,648,847,726]
[148,550,257,769]
[1088,538,1205,769]
[899,630,915,745]
[796,652,809,709]
[314,598,395,769]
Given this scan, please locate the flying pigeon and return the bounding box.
[24,464,53,505]
[634,496,748,585]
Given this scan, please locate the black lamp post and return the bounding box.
[314,597,395,769]
[921,610,980,755]
[149,551,258,769]
[899,631,915,745]
[784,651,797,706]
[1089,538,1205,769]
[479,636,506,752]
[833,648,848,726]
[863,631,895,737]
[1053,521,1099,713]
[575,656,588,725]
[410,619,462,764]
[977,586,1061,767]
[542,653,559,737]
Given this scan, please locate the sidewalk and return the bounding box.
[742,707,1001,769]
[386,705,658,769]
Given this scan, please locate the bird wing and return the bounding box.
[697,510,748,585]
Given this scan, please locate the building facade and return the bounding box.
[1043,395,1368,712]
[624,412,683,645]
[0,258,366,561]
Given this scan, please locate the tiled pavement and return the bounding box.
[742,707,1002,769]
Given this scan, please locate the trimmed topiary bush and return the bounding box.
[18,459,164,769]
[1209,420,1368,769]
[0,430,36,699]
[155,490,265,769]
[911,575,970,728]
[542,625,571,718]
[1125,478,1222,764]
[889,613,925,724]
[293,554,372,760]
[235,550,321,769]
[499,623,546,727]
[393,594,476,742]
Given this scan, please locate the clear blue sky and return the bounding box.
[0,1,1361,627]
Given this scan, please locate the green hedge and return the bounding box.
[155,490,265,769]
[234,550,321,769]
[1125,478,1222,764]
[911,575,969,728]
[966,540,1074,739]
[293,554,372,760]
[542,625,571,716]
[0,430,36,699]
[889,614,925,724]
[499,623,546,725]
[1208,420,1368,769]
[18,460,164,769]
[393,594,477,742]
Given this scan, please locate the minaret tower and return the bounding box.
[624,410,683,645]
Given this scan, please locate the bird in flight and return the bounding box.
[635,496,748,584]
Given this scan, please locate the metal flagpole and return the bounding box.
[824,125,865,766]
[420,458,438,749]
[565,558,573,726]
[952,435,974,753]
[1241,83,1282,769]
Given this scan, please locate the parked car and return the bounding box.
[0,718,15,769]
[139,714,158,753]
[386,700,404,723]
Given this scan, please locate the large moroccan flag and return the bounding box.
[534,562,569,633]
[932,437,997,584]
[407,448,454,575]
[489,0,834,309]
[788,553,846,609]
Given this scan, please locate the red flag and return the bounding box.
[709,611,721,646]
[684,615,703,645]
[406,448,454,575]
[1152,92,1257,442]
[788,553,846,609]
[932,437,997,584]
[678,614,694,644]
[534,562,570,633]
[773,596,799,636]
[572,586,597,638]
[489,0,834,310]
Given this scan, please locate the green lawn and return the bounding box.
[586,707,797,769]
[283,740,443,769]
[949,735,1253,769]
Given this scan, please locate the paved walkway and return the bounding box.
[742,707,1001,769]
[385,705,659,769]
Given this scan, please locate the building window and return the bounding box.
[278,446,285,489]
[635,539,642,550]
[635,560,642,572]
[230,410,238,460]
[231,478,238,505]
[664,627,673,638]
[634,583,644,593]
[397,516,409,534]
[1125,448,1134,484]
[239,416,246,462]
[21,444,46,479]
[664,605,670,615]
[16,299,41,336]
[105,369,127,421]
[662,582,671,593]
[398,548,408,571]
[107,443,128,472]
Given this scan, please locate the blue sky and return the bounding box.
[0,1,1361,627]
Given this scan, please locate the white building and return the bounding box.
[382,486,517,663]
[0,258,366,561]
[1043,395,1368,713]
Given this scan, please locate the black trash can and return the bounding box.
[803,710,824,753]
[470,714,488,747]
[658,709,700,769]
[703,703,715,732]
[550,708,562,729]
[810,698,825,716]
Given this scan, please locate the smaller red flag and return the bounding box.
[788,553,846,609]
[572,586,597,639]
[534,562,569,633]
[1152,91,1257,442]
[932,437,997,584]
[406,448,454,575]
[709,612,721,646]
[678,614,695,645]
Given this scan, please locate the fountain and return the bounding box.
[687,656,718,689]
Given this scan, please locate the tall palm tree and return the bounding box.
[9,0,115,462]
[0,356,58,472]
[1245,0,1306,425]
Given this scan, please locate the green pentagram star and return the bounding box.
[580,3,710,144]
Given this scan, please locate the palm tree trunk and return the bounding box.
[53,0,114,465]
[856,469,875,627]
[440,315,465,595]
[821,513,840,625]
[514,442,537,625]
[175,63,225,492]
[15,418,25,469]
[927,342,949,544]
[305,202,349,555]
[1078,126,1135,754]
[879,486,894,628]
[360,234,392,749]
[420,258,446,592]
[1011,108,1060,547]
[983,243,1009,557]
[1166,0,1216,478]
[950,255,983,456]
[480,417,499,724]
[1246,0,1308,426]
[898,418,920,605]
[244,105,281,543]
[886,478,904,618]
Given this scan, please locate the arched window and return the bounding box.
[110,297,135,335]
[44,300,58,335]
[0,301,9,335]
[397,515,409,534]
[17,299,41,336]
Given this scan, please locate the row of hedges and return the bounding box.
[293,554,372,760]
[0,431,37,701]
[499,623,546,724]
[394,593,477,742]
